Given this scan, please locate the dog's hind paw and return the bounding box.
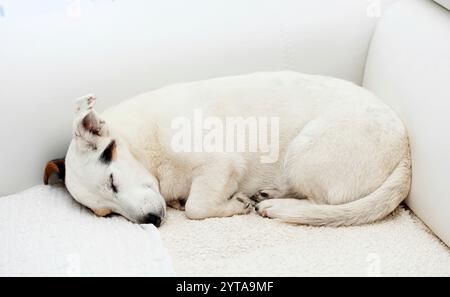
[251,188,283,202]
[255,198,301,219]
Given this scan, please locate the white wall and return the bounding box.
[0,0,383,195]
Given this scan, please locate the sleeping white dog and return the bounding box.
[44,71,411,227]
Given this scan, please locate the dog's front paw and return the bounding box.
[167,199,186,211]
[229,192,253,215]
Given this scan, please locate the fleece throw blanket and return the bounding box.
[159,207,450,276]
[0,185,173,276]
[2,185,450,276]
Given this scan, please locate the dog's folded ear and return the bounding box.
[79,110,107,137]
[43,158,66,185]
[73,94,109,150]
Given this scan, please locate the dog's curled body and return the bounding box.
[64,71,411,226]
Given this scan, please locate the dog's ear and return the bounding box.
[79,110,107,137]
[43,158,65,185]
[73,94,109,150]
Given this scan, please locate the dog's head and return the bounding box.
[44,95,166,226]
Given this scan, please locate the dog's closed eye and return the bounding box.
[109,173,118,193]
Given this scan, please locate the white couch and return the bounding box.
[363,0,450,246]
[1,0,449,247]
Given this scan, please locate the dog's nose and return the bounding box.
[142,213,162,227]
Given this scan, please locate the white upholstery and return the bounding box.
[0,0,382,195]
[434,0,450,10]
[0,185,174,276]
[1,0,449,247]
[363,0,450,246]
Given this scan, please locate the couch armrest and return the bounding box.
[363,0,450,246]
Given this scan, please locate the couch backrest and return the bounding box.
[0,0,383,195]
[363,0,450,246]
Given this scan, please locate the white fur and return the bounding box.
[64,71,411,226]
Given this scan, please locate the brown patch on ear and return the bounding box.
[43,158,65,185]
[92,208,112,217]
[81,111,106,137]
[82,112,102,136]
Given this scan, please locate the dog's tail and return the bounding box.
[273,153,411,226]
